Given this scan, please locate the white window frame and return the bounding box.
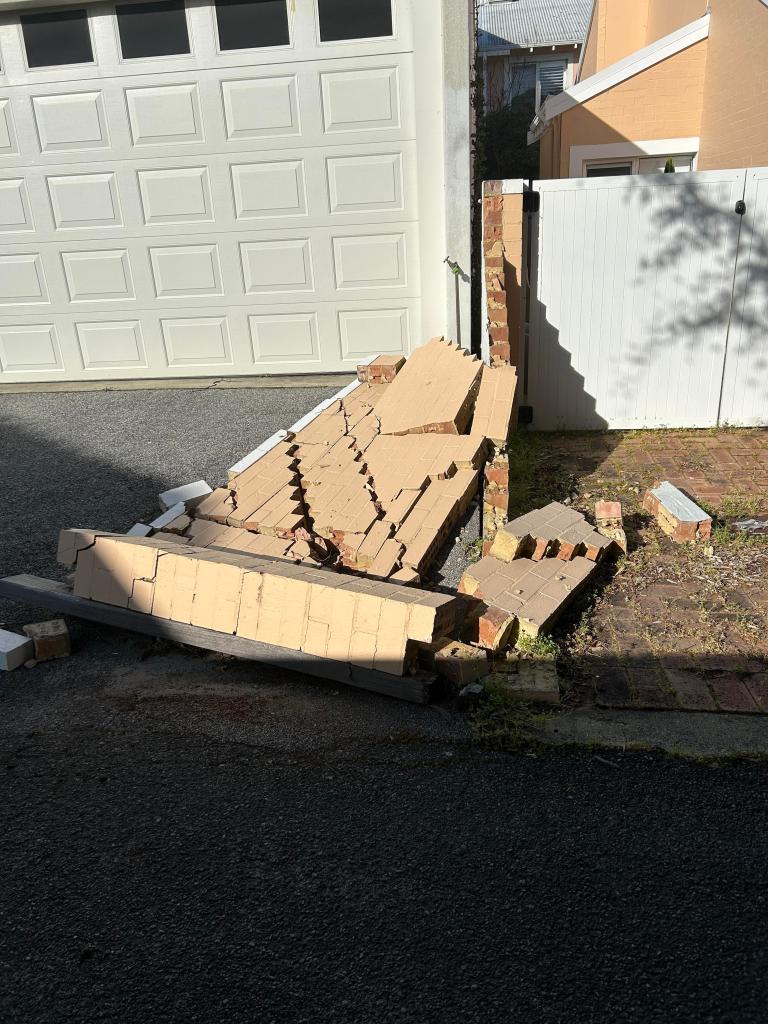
[570,138,700,178]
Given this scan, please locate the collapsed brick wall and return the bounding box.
[482,182,525,546]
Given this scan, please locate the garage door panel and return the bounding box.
[0,142,419,240]
[0,293,419,375]
[0,216,421,314]
[0,54,416,170]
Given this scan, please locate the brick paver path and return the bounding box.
[520,429,768,713]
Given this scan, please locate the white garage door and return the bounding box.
[0,0,468,382]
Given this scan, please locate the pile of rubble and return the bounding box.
[0,336,720,706]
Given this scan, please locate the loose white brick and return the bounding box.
[150,502,186,530]
[228,430,292,476]
[158,480,213,511]
[126,523,153,537]
[329,379,361,402]
[0,630,35,672]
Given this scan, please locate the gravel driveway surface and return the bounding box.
[3,388,766,1024]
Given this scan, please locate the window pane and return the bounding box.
[22,9,93,68]
[216,0,289,50]
[638,155,694,174]
[585,164,633,177]
[116,0,190,59]
[318,0,392,42]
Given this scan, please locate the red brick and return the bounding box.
[485,465,509,487]
[531,537,550,561]
[486,489,510,511]
[490,344,511,362]
[477,605,516,650]
[489,326,509,344]
[663,668,717,711]
[484,209,502,227]
[744,674,768,711]
[595,500,622,523]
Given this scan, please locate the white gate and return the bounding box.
[0,0,469,384]
[524,168,768,429]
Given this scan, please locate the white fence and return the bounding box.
[524,167,768,429]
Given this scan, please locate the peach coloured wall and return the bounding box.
[579,0,706,83]
[578,0,649,79]
[547,39,708,177]
[698,0,768,170]
[645,0,706,45]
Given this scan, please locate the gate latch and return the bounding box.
[735,200,747,216]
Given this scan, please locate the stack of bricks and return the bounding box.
[58,531,460,678]
[459,502,616,650]
[482,181,524,369]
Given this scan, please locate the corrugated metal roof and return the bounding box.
[477,0,593,52]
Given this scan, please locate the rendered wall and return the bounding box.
[698,0,768,171]
[645,0,706,46]
[549,40,707,178]
[578,0,649,79]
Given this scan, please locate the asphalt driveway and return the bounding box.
[2,387,768,1023]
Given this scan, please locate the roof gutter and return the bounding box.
[527,13,710,145]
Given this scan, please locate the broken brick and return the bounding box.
[477,605,517,651]
[22,619,70,662]
[642,481,712,544]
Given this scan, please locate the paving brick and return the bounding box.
[708,674,759,713]
[663,667,717,711]
[418,637,490,686]
[745,674,768,711]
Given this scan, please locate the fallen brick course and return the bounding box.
[372,338,483,436]
[62,531,460,678]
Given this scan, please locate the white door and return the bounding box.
[0,0,468,382]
